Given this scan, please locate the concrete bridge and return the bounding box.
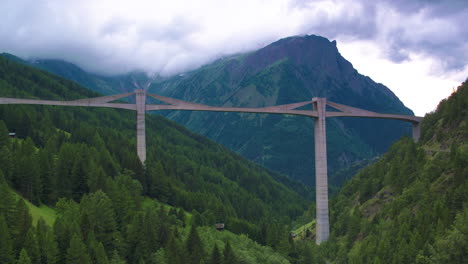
[0,89,423,244]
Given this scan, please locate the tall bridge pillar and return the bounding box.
[412,122,421,142]
[135,89,146,163]
[313,97,329,244]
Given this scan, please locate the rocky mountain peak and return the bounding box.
[242,35,353,77]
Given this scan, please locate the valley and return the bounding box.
[0,36,466,264]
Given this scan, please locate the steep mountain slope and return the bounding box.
[10,35,414,187]
[148,35,414,186]
[1,52,155,100]
[4,54,151,95]
[298,81,467,263]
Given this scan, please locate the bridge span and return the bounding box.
[0,89,423,244]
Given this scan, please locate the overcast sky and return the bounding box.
[1,0,467,115]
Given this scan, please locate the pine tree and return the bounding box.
[185,225,205,264]
[157,205,171,247]
[166,230,184,264]
[209,244,222,264]
[0,182,17,227]
[36,217,58,264]
[110,172,142,225]
[87,165,108,193]
[0,120,10,149]
[11,199,32,252]
[151,248,168,264]
[80,191,118,251]
[37,149,57,205]
[143,206,160,254]
[265,222,281,248]
[191,210,203,227]
[177,209,186,227]
[125,212,145,264]
[0,215,14,264]
[147,161,170,201]
[14,152,41,204]
[109,250,125,264]
[70,146,90,200]
[94,242,109,264]
[66,233,91,264]
[430,208,468,263]
[91,133,120,176]
[298,243,316,264]
[17,248,32,264]
[23,228,40,264]
[223,241,237,264]
[37,218,50,258]
[55,144,75,199]
[287,231,298,259]
[53,217,81,263]
[43,231,59,264]
[0,146,13,182]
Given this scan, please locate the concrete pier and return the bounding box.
[412,122,421,142]
[313,98,329,244]
[135,89,146,163]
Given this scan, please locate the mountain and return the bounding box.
[148,35,414,185]
[296,81,467,263]
[13,35,414,187]
[0,54,311,263]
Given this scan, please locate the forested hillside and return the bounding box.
[304,81,467,263]
[0,55,313,263]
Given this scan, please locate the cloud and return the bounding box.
[337,40,467,115]
[0,0,466,78]
[292,0,468,72]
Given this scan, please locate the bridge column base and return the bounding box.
[412,122,421,142]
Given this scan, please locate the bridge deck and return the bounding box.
[0,89,423,244]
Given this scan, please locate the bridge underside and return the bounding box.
[0,89,423,244]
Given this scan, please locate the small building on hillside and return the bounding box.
[215,223,225,231]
